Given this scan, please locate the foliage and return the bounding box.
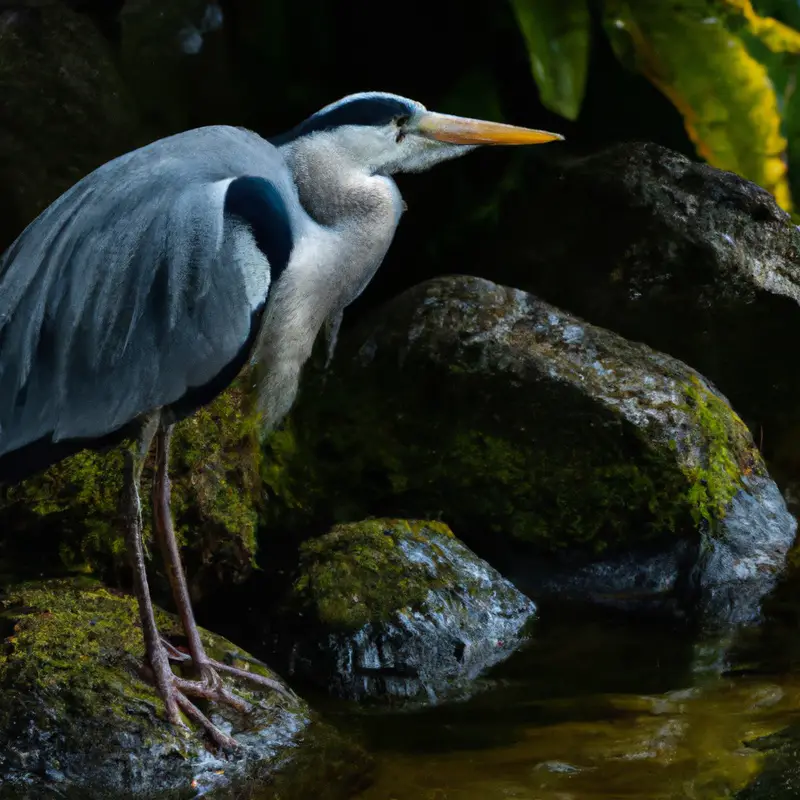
[509,0,591,121]
[509,0,800,211]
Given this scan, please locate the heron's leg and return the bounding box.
[152,423,294,701]
[122,414,181,725]
[123,417,242,751]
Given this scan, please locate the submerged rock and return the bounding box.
[0,578,371,799]
[276,519,536,703]
[263,276,796,626]
[491,142,800,476]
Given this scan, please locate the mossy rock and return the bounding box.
[483,141,800,488]
[0,577,373,799]
[275,518,536,703]
[262,276,796,625]
[0,381,263,600]
[264,276,767,553]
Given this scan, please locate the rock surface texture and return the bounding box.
[491,142,800,473]
[263,276,796,627]
[277,519,536,703]
[0,578,371,799]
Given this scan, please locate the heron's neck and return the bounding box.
[254,138,403,432]
[279,135,404,328]
[279,137,403,232]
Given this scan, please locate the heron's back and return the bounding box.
[0,125,297,483]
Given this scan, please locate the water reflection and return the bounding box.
[303,599,800,799]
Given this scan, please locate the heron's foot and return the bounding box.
[141,643,252,751]
[160,635,297,702]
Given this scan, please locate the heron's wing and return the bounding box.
[0,125,296,462]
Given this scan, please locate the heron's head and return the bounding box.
[275,92,563,175]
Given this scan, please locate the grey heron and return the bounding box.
[0,92,562,748]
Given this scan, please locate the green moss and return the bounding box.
[263,362,691,555]
[677,375,764,527]
[0,381,263,587]
[291,519,460,631]
[0,578,288,728]
[0,577,329,799]
[0,578,166,731]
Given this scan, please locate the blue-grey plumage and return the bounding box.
[0,90,562,749]
[0,125,300,479]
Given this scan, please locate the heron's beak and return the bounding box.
[416,111,564,146]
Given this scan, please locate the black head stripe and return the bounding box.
[273,93,418,144]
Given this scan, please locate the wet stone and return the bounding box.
[274,519,536,703]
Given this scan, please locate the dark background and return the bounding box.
[0,0,695,323]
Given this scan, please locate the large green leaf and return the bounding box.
[509,0,591,121]
[604,0,792,210]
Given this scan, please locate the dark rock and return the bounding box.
[276,519,536,703]
[0,2,143,253]
[262,275,796,627]
[0,577,372,799]
[488,142,800,479]
[117,0,240,132]
[734,725,800,800]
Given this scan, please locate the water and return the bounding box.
[299,596,800,800]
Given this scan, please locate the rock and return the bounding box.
[0,3,144,253]
[0,577,372,799]
[274,519,536,703]
[0,381,263,603]
[731,717,800,800]
[262,275,797,626]
[487,142,800,479]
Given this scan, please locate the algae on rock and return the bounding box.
[276,518,536,703]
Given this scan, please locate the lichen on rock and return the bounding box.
[276,518,536,703]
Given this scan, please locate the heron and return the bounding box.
[0,92,562,748]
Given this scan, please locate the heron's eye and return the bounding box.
[394,114,410,143]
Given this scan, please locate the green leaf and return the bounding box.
[604,0,792,211]
[509,0,591,121]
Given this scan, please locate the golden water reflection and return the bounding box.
[353,675,800,799]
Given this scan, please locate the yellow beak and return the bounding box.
[416,111,564,146]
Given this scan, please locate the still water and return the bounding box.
[306,592,800,800]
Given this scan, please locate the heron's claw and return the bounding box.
[145,639,295,751]
[140,645,240,751]
[161,638,297,703]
